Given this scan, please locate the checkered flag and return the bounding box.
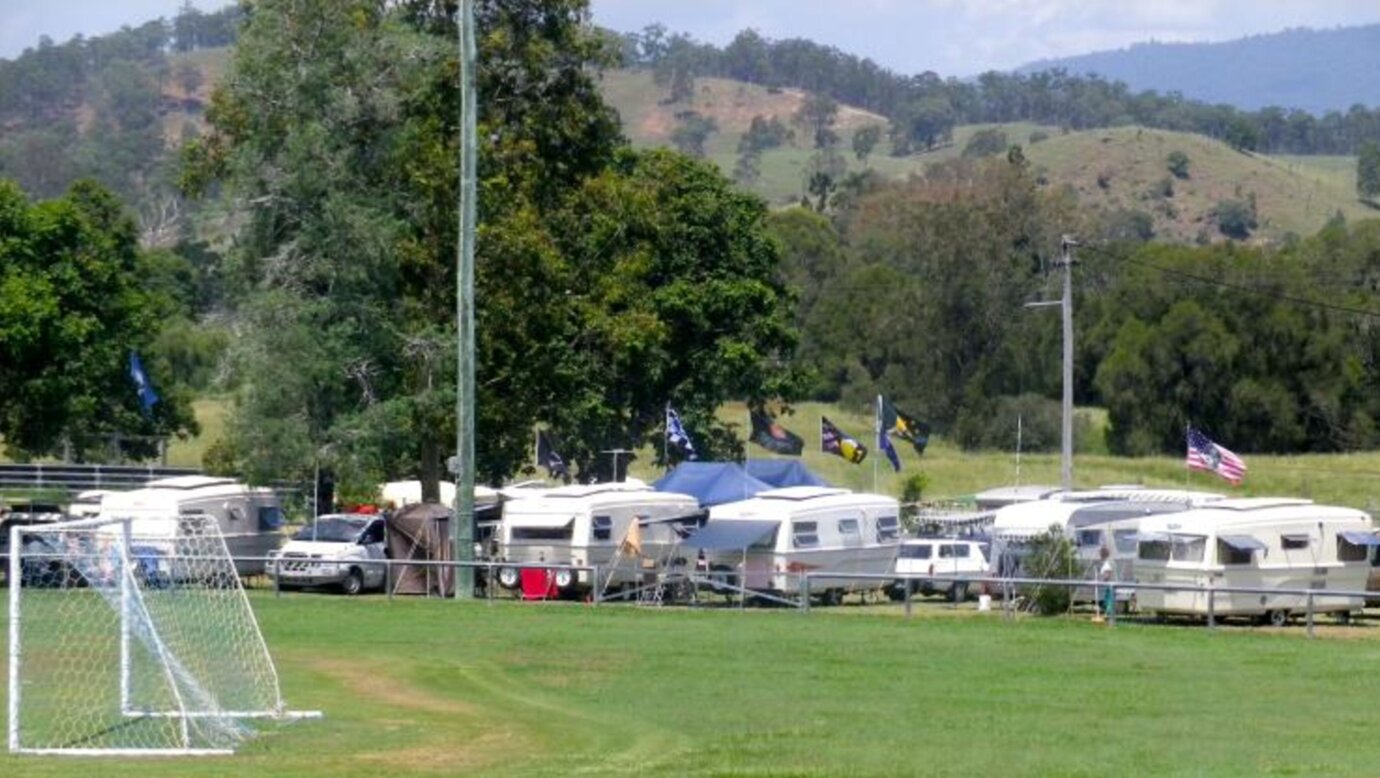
[665,405,698,460]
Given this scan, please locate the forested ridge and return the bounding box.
[3,5,1380,494]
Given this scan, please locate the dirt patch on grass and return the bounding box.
[309,657,478,716]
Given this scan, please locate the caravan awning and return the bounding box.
[1218,534,1268,552]
[681,520,778,551]
[1339,531,1380,546]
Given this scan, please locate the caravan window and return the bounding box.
[1281,534,1310,550]
[1138,539,1171,561]
[792,521,819,549]
[876,516,900,542]
[1076,529,1103,548]
[592,515,613,542]
[1171,535,1206,562]
[837,518,861,546]
[1338,535,1371,563]
[512,523,574,541]
[258,506,285,531]
[1217,539,1254,566]
[1112,530,1138,554]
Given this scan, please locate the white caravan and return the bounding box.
[96,475,285,575]
[700,487,901,603]
[495,482,704,595]
[1134,498,1377,624]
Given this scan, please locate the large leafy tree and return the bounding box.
[0,179,197,460]
[188,0,797,491]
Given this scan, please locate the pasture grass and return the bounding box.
[4,595,1380,775]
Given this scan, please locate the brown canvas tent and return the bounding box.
[386,502,454,596]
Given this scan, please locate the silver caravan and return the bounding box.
[700,487,901,603]
[96,475,285,575]
[495,482,703,595]
[1135,498,1376,624]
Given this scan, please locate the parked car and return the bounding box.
[268,514,386,595]
[890,537,990,600]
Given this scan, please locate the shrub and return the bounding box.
[1214,197,1257,239]
[1020,526,1078,615]
[1166,150,1190,179]
[962,128,1008,158]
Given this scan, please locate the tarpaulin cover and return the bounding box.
[386,502,454,596]
[653,462,772,507]
[1218,534,1268,552]
[680,520,779,551]
[744,459,831,488]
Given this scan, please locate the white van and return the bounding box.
[495,483,703,595]
[700,487,901,604]
[1134,498,1377,624]
[97,475,285,575]
[268,514,387,595]
[890,537,990,600]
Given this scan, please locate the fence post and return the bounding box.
[591,564,601,606]
[1107,584,1116,627]
[1207,585,1215,630]
[273,563,281,598]
[1306,591,1315,639]
[385,560,394,602]
[486,562,495,606]
[800,573,810,613]
[904,579,913,619]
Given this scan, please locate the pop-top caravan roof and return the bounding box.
[743,460,830,489]
[380,480,499,510]
[652,462,772,507]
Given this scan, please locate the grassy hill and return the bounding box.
[598,69,1373,242]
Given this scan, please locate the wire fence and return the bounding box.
[5,550,1375,638]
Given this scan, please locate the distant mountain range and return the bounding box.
[1018,24,1380,115]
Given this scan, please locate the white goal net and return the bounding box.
[7,514,318,756]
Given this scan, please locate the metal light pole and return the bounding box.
[1058,235,1077,492]
[453,0,477,599]
[1024,235,1077,492]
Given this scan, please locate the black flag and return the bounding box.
[536,430,569,481]
[750,410,805,456]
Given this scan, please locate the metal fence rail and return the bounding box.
[5,550,1373,638]
[0,463,201,495]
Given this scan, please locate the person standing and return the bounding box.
[1098,545,1115,620]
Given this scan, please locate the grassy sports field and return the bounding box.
[5,594,1380,776]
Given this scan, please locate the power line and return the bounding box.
[1081,244,1380,320]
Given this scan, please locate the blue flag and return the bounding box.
[877,396,901,472]
[129,351,160,413]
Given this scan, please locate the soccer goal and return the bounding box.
[7,514,320,756]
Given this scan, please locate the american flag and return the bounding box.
[1186,427,1246,484]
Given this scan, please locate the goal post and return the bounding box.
[7,514,320,756]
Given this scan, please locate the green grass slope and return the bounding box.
[6,597,1380,775]
[598,69,1374,241]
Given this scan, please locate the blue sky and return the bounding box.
[4,1,1380,77]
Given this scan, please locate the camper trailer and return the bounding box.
[697,487,901,604]
[1134,498,1377,624]
[495,482,704,595]
[96,475,285,575]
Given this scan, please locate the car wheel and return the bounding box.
[341,568,365,596]
[1266,609,1289,627]
[497,566,521,590]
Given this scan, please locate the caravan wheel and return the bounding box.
[1266,609,1290,627]
[496,567,521,590]
[552,568,575,590]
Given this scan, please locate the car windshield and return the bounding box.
[292,517,369,543]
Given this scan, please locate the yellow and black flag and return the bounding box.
[821,416,867,464]
[879,396,931,455]
[750,409,805,456]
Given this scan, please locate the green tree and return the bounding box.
[1358,141,1380,201]
[962,128,1008,158]
[0,179,196,460]
[794,92,839,149]
[851,124,881,163]
[670,110,718,158]
[187,0,797,491]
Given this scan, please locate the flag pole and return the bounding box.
[1183,423,1191,494]
[872,396,880,493]
[663,403,669,471]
